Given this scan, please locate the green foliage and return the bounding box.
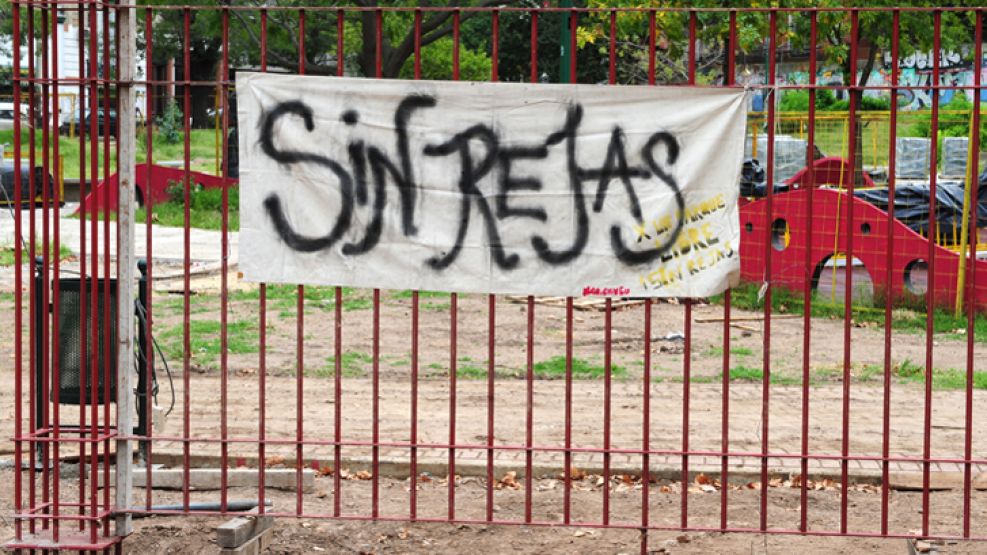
[398,37,492,81]
[156,100,184,145]
[779,89,889,112]
[904,94,987,145]
[0,242,74,267]
[713,282,987,343]
[137,186,239,231]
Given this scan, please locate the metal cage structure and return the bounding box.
[2,3,986,553]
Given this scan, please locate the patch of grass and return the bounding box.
[136,186,239,232]
[0,242,73,267]
[703,345,754,358]
[456,365,487,379]
[391,290,451,299]
[229,285,370,313]
[893,362,987,390]
[714,282,987,343]
[856,364,882,382]
[531,356,627,380]
[316,351,373,378]
[422,302,450,312]
[0,129,220,179]
[728,365,802,386]
[158,318,259,365]
[894,358,924,379]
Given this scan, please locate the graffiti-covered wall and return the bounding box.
[739,47,987,111]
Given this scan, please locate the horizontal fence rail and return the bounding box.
[3,3,986,553]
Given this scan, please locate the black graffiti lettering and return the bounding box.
[341,146,389,255]
[610,131,685,265]
[347,140,369,205]
[586,127,649,220]
[424,125,520,270]
[389,95,437,236]
[530,105,590,265]
[496,145,549,221]
[256,95,691,272]
[258,100,354,252]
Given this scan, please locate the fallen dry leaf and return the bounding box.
[265,455,286,468]
[496,471,521,490]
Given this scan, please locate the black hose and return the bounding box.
[129,499,273,518]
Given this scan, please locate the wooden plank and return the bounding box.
[217,513,275,548]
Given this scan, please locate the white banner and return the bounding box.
[237,73,747,297]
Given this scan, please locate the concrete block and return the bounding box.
[131,468,314,492]
[217,512,275,548]
[219,526,273,555]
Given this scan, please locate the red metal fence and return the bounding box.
[3,3,986,552]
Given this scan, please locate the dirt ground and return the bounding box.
[2,467,987,553]
[0,277,985,552]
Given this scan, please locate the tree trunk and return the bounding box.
[851,40,879,186]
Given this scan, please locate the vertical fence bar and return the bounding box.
[962,8,982,540]
[411,277,419,521]
[641,298,652,555]
[372,7,382,520]
[181,6,192,512]
[563,7,577,527]
[603,8,617,527]
[800,10,818,534]
[409,8,422,521]
[143,4,156,513]
[219,6,231,514]
[258,8,269,516]
[524,7,538,527]
[922,9,942,538]
[75,2,88,542]
[87,0,100,540]
[11,0,23,543]
[882,9,900,537]
[448,289,458,520]
[840,9,860,535]
[115,0,138,536]
[103,4,116,535]
[486,9,499,523]
[642,12,656,553]
[333,6,344,520]
[295,8,307,517]
[681,10,698,531]
[486,293,495,522]
[448,8,461,522]
[27,2,37,536]
[39,3,50,532]
[49,3,62,541]
[760,9,778,532]
[722,8,737,532]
